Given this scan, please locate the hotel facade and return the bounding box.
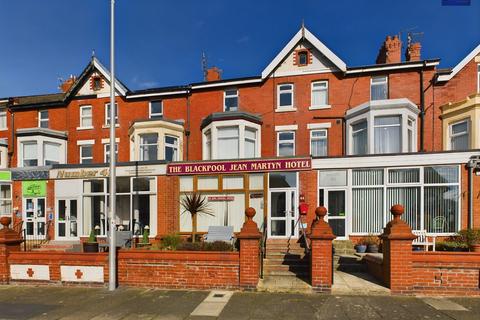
[0,28,479,243]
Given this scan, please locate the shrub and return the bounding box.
[161,233,182,250]
[88,229,97,243]
[359,234,378,246]
[436,241,469,252]
[177,242,203,251]
[176,241,234,252]
[457,229,480,247]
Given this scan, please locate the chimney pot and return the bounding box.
[376,35,402,64]
[59,76,77,92]
[406,42,421,62]
[206,67,222,82]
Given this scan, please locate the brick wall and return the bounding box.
[118,250,239,289]
[411,252,480,296]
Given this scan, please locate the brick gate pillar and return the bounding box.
[237,207,261,290]
[309,206,335,293]
[380,205,416,295]
[0,216,23,284]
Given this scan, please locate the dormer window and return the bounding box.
[298,51,308,66]
[224,89,238,111]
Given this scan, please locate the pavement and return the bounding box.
[0,285,479,320]
[332,271,390,295]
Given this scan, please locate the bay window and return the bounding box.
[139,133,158,161]
[310,129,327,157]
[18,133,67,167]
[374,115,401,154]
[165,135,179,161]
[201,115,261,160]
[449,120,469,150]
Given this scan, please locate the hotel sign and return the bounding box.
[167,158,311,175]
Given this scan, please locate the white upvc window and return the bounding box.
[139,133,158,161]
[0,108,6,130]
[374,115,402,154]
[105,103,119,126]
[224,89,238,111]
[311,81,328,107]
[218,126,239,159]
[0,183,12,216]
[371,76,388,101]
[80,145,93,164]
[79,105,93,128]
[204,130,212,160]
[104,143,119,163]
[407,117,415,152]
[477,64,480,93]
[310,129,328,157]
[38,110,49,128]
[165,135,179,162]
[149,101,163,119]
[351,120,368,155]
[277,131,295,156]
[449,120,469,151]
[244,128,257,158]
[23,141,38,167]
[43,142,60,165]
[277,84,294,110]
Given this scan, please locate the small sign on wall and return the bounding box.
[208,196,234,201]
[22,180,47,197]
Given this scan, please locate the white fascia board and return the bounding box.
[0,99,8,103]
[345,98,419,119]
[77,140,95,145]
[275,124,298,131]
[191,78,262,90]
[346,61,439,74]
[312,151,478,169]
[437,43,480,82]
[92,58,128,96]
[261,27,346,79]
[307,123,332,129]
[126,90,189,99]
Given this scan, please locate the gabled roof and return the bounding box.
[65,57,129,97]
[437,43,480,82]
[261,26,347,79]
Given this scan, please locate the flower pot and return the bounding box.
[355,244,367,253]
[0,216,11,227]
[470,244,480,252]
[83,242,99,253]
[367,244,379,253]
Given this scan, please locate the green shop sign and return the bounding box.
[22,180,47,197]
[0,171,11,181]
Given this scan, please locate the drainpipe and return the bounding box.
[7,99,15,167]
[185,91,191,160]
[419,63,425,152]
[466,159,477,229]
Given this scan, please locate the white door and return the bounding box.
[320,188,347,239]
[56,199,79,240]
[268,189,298,238]
[23,198,47,240]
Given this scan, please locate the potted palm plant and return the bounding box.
[83,229,99,252]
[180,192,213,243]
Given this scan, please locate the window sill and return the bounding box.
[309,105,331,110]
[275,107,297,113]
[76,126,94,131]
[0,128,8,131]
[102,124,120,129]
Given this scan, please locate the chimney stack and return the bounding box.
[406,42,421,62]
[376,35,402,64]
[205,67,222,82]
[59,75,77,92]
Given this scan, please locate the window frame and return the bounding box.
[310,129,328,157]
[79,144,94,164]
[164,135,179,162]
[276,83,295,110]
[370,75,388,101]
[0,183,12,216]
[0,108,6,130]
[79,105,93,129]
[223,89,239,112]
[310,81,329,109]
[277,130,296,157]
[244,127,257,158]
[149,100,163,119]
[104,103,119,126]
[477,64,480,93]
[297,50,308,66]
[38,110,49,128]
[43,141,61,165]
[351,120,368,155]
[104,143,119,163]
[373,115,402,154]
[139,133,159,161]
[22,141,38,167]
[449,119,470,151]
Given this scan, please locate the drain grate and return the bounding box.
[213,293,225,298]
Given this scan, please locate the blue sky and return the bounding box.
[0,0,479,97]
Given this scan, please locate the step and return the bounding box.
[263,264,309,273]
[258,276,312,293]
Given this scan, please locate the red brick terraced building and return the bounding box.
[0,27,479,245]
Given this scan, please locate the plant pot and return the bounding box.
[0,216,11,227]
[355,244,367,253]
[83,242,99,253]
[470,244,480,252]
[367,244,379,253]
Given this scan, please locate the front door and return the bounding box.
[23,198,46,240]
[269,189,297,238]
[320,189,347,239]
[57,199,79,240]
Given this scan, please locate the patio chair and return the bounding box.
[204,226,234,244]
[412,230,436,251]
